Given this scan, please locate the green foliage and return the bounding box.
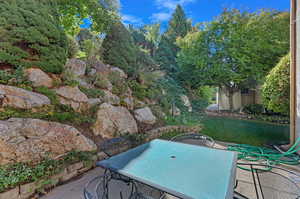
[243,104,265,115]
[177,10,289,89]
[155,5,192,74]
[0,151,96,193]
[128,80,150,100]
[87,73,111,90]
[177,9,290,110]
[197,86,216,104]
[67,35,79,59]
[129,24,161,57]
[0,67,32,89]
[61,69,80,87]
[0,0,68,74]
[79,86,104,98]
[262,54,290,115]
[35,87,60,105]
[102,22,139,77]
[56,0,119,35]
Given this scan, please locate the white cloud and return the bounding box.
[151,0,196,22]
[122,14,144,26]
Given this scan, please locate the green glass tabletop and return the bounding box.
[97,139,237,199]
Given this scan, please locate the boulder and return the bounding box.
[110,67,127,79]
[93,60,111,76]
[134,107,157,125]
[181,95,192,112]
[88,98,102,107]
[0,84,50,109]
[65,59,86,77]
[102,90,120,105]
[25,68,53,88]
[123,97,134,110]
[92,103,138,139]
[55,86,88,112]
[0,118,97,165]
[170,106,181,116]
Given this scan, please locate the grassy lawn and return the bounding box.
[164,113,289,146]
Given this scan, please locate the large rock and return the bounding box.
[0,118,97,165]
[181,95,192,112]
[0,84,50,109]
[55,86,88,112]
[110,67,127,79]
[25,68,53,88]
[65,59,86,77]
[102,90,120,105]
[134,107,157,125]
[92,103,138,139]
[123,97,134,110]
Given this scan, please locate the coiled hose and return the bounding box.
[227,138,300,170]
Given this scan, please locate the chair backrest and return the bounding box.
[170,133,215,148]
[236,163,300,199]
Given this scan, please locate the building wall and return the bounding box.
[218,87,242,110]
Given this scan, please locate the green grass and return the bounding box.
[163,112,289,147]
[201,116,289,146]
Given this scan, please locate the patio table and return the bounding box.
[97,139,237,199]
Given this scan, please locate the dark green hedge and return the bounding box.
[0,0,67,74]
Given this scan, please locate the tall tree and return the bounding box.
[102,22,139,77]
[155,5,192,74]
[177,9,290,110]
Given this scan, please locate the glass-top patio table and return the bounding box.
[97,139,238,199]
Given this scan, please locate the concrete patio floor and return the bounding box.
[41,164,300,199]
[41,141,300,199]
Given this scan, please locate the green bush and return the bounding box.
[79,86,104,98]
[0,151,96,193]
[0,67,32,89]
[0,0,67,74]
[243,104,265,115]
[128,80,149,100]
[262,54,290,115]
[67,35,79,59]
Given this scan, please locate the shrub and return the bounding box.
[0,151,96,193]
[128,80,149,100]
[243,104,265,115]
[61,69,79,87]
[262,54,290,115]
[0,0,67,74]
[79,86,104,98]
[67,35,79,59]
[0,67,31,88]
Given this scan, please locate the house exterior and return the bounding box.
[217,86,262,111]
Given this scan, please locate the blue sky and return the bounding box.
[121,0,290,26]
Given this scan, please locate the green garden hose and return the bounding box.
[227,138,300,171]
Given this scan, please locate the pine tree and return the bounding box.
[0,0,68,74]
[102,22,138,77]
[155,5,192,74]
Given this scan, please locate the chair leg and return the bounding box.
[255,170,264,199]
[250,165,260,199]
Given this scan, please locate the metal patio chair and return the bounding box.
[83,170,164,199]
[170,133,215,148]
[84,138,163,199]
[234,163,300,199]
